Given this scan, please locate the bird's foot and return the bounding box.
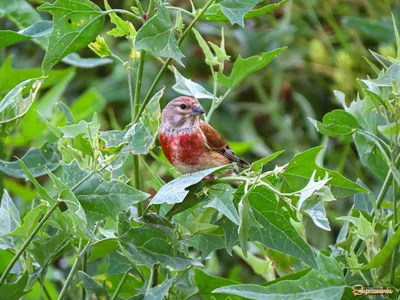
[203,174,218,181]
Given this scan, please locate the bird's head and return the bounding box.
[161,96,205,129]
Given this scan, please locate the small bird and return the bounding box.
[159,96,249,181]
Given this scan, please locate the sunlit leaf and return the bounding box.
[7,204,46,239]
[38,0,105,74]
[0,190,20,250]
[251,150,285,172]
[150,165,229,205]
[104,0,132,37]
[310,110,361,137]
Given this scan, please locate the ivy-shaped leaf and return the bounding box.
[78,271,111,300]
[118,213,201,270]
[217,48,286,88]
[0,190,20,250]
[0,272,29,300]
[60,160,150,226]
[135,2,184,65]
[38,0,105,74]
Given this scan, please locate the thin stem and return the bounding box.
[166,6,194,17]
[355,154,400,254]
[0,167,102,286]
[58,223,101,300]
[102,9,143,22]
[128,69,135,124]
[206,75,218,123]
[111,269,131,300]
[390,177,398,285]
[81,251,88,300]
[133,52,146,120]
[134,0,215,123]
[0,200,61,286]
[147,264,159,290]
[39,276,53,300]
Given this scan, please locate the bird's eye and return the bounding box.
[179,104,187,109]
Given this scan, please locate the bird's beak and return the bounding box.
[192,105,205,115]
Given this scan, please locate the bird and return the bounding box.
[159,96,249,182]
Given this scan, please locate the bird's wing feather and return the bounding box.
[200,120,249,167]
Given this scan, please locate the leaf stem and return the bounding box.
[102,9,143,22]
[58,223,101,300]
[133,0,215,123]
[355,154,400,254]
[111,268,131,300]
[0,199,61,286]
[0,167,102,286]
[390,178,399,285]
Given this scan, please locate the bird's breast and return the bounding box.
[159,130,206,168]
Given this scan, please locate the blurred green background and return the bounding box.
[1,0,398,290]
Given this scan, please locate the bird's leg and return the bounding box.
[203,174,219,181]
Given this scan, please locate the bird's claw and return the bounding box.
[203,174,218,181]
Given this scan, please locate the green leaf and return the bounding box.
[183,208,219,235]
[219,0,261,27]
[0,21,52,48]
[150,165,229,205]
[311,110,361,136]
[204,184,240,225]
[0,190,20,250]
[123,88,163,154]
[217,217,238,255]
[104,0,132,37]
[47,170,88,233]
[37,68,75,119]
[202,0,288,23]
[89,35,112,58]
[192,28,218,67]
[0,79,40,139]
[0,0,41,28]
[78,271,110,300]
[282,147,368,198]
[0,56,74,98]
[60,160,149,225]
[238,191,262,257]
[62,53,112,68]
[213,253,346,300]
[302,186,336,231]
[56,102,75,125]
[0,272,29,300]
[337,214,376,242]
[38,0,105,74]
[7,204,46,239]
[218,48,285,88]
[172,68,214,99]
[89,238,118,261]
[31,232,69,267]
[144,277,174,300]
[107,251,132,276]
[118,213,200,270]
[244,185,317,268]
[362,226,400,269]
[59,113,100,139]
[135,3,184,65]
[233,247,274,281]
[0,143,61,179]
[70,87,105,121]
[251,150,285,172]
[194,269,240,300]
[183,233,225,259]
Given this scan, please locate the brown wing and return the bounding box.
[200,120,249,167]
